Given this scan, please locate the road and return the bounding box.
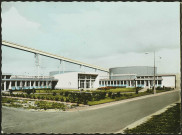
[2,90,180,133]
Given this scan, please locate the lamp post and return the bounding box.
[145,51,156,94]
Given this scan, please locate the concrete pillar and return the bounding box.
[20,81,22,87]
[4,81,6,91]
[38,81,40,87]
[136,80,138,87]
[15,81,17,88]
[157,80,158,87]
[84,80,86,89]
[148,80,150,88]
[144,80,146,87]
[130,81,131,87]
[33,81,36,87]
[25,81,27,87]
[30,81,32,88]
[89,80,91,88]
[46,81,48,88]
[78,80,80,88]
[9,81,12,90]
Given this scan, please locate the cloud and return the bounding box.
[1,2,180,75]
[2,6,41,44]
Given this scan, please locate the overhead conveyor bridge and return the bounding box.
[2,40,109,73]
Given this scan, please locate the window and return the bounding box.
[86,80,90,88]
[86,75,90,79]
[79,75,85,79]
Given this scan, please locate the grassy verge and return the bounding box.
[124,103,180,134]
[88,92,151,106]
[96,88,137,93]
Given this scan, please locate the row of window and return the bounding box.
[99,80,162,85]
[78,75,97,79]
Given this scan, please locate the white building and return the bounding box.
[53,72,100,90]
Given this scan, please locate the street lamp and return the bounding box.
[145,51,156,94]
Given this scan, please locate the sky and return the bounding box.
[1,2,180,76]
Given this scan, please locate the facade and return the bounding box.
[99,66,176,88]
[1,66,176,91]
[53,72,99,90]
[1,73,58,91]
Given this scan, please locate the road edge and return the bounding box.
[115,100,181,133]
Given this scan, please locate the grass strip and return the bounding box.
[124,103,180,134]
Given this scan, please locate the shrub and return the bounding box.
[111,94,116,99]
[46,96,50,100]
[108,92,112,97]
[61,98,64,102]
[116,92,121,97]
[66,98,70,102]
[55,97,59,101]
[53,92,56,96]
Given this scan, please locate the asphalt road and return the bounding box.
[2,90,180,133]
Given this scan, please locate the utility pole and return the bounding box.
[154,51,156,94]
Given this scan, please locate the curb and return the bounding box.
[115,100,181,133]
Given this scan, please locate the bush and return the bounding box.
[55,97,59,101]
[66,98,70,102]
[111,93,116,99]
[61,98,64,102]
[108,92,112,97]
[53,92,56,96]
[64,92,69,97]
[116,92,121,97]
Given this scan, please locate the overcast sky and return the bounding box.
[2,2,180,76]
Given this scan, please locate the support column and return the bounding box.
[15,81,17,88]
[89,80,91,89]
[4,81,6,91]
[156,80,158,87]
[130,81,131,87]
[38,81,40,87]
[30,81,32,88]
[84,80,86,90]
[144,80,146,88]
[33,81,36,87]
[20,81,22,87]
[46,81,48,88]
[148,80,150,88]
[136,80,138,87]
[78,80,80,88]
[9,81,12,90]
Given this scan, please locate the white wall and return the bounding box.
[54,72,78,89]
[161,76,176,88]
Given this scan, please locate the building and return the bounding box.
[99,66,176,89]
[53,72,99,90]
[1,66,176,91]
[1,73,58,91]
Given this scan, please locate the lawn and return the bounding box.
[96,88,138,93]
[124,103,180,134]
[88,92,151,106]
